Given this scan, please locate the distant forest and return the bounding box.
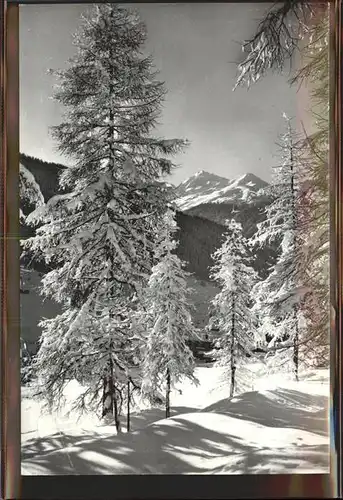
[20,154,278,282]
[176,212,225,281]
[176,206,278,281]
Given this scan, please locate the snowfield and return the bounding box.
[22,365,329,475]
[174,171,268,211]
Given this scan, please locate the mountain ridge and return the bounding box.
[174,170,269,211]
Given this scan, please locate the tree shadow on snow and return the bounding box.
[123,406,195,432]
[21,412,329,475]
[21,406,194,462]
[203,388,329,437]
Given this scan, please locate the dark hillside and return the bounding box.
[20,153,65,201]
[175,211,225,281]
[176,209,278,281]
[185,198,271,237]
[20,154,67,267]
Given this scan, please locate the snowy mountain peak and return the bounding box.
[177,171,231,198]
[175,171,268,211]
[236,173,265,187]
[180,170,230,183]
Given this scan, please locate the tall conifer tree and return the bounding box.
[253,116,307,380]
[24,4,187,426]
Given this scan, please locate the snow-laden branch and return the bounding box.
[234,1,312,90]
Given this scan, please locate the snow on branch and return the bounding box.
[234,1,312,90]
[19,163,45,221]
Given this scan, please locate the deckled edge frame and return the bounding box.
[0,0,341,498]
[1,1,20,499]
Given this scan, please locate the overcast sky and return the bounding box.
[20,3,310,186]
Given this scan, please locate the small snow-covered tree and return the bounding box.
[141,208,198,418]
[23,4,187,427]
[209,219,257,397]
[252,116,308,380]
[19,163,44,223]
[19,163,45,382]
[19,163,44,287]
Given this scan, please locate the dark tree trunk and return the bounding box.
[102,375,112,416]
[112,374,121,433]
[127,378,131,432]
[102,355,121,433]
[165,368,171,418]
[290,140,299,382]
[101,34,122,432]
[230,364,236,398]
[230,295,236,398]
[293,307,299,382]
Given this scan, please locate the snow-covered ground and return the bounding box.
[21,365,329,475]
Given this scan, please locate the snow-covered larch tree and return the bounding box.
[19,163,44,223]
[209,219,257,397]
[23,4,187,427]
[252,115,308,381]
[290,14,330,368]
[234,2,330,370]
[140,208,199,418]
